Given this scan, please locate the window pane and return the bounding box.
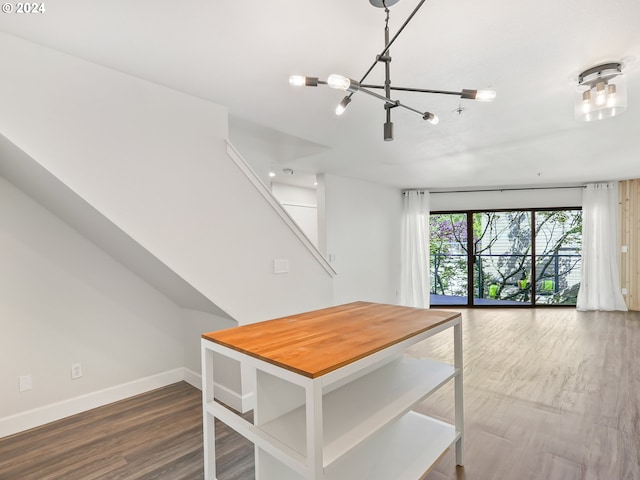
[534,210,582,305]
[473,211,532,305]
[430,213,468,305]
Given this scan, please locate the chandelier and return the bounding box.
[289,0,496,141]
[575,62,627,122]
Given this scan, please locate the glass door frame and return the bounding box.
[431,206,582,308]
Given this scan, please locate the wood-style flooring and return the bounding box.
[0,382,257,480]
[0,308,638,480]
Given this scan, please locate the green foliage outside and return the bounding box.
[430,210,582,305]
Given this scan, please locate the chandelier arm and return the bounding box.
[358,87,431,118]
[356,0,429,85]
[361,84,464,96]
[395,101,430,117]
[358,86,399,105]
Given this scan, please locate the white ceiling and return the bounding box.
[1,0,639,190]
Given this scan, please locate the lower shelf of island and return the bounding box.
[259,411,460,480]
[259,356,457,467]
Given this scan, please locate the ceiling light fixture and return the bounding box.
[576,62,627,121]
[289,0,496,141]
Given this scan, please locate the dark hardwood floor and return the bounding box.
[0,382,253,480]
[0,308,638,480]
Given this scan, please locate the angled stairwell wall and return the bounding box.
[0,33,334,423]
[0,33,334,325]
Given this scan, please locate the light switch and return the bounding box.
[19,374,32,392]
[621,245,628,253]
[274,258,290,274]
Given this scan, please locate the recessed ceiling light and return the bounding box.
[269,172,276,177]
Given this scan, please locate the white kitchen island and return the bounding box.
[201,301,463,480]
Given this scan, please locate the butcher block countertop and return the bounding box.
[202,301,461,378]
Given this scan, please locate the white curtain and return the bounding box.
[576,182,627,311]
[400,190,430,308]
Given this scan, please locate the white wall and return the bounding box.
[0,176,183,419]
[430,187,583,211]
[181,308,244,408]
[182,308,236,375]
[228,130,275,188]
[0,34,334,326]
[272,183,318,206]
[319,174,402,305]
[272,182,318,247]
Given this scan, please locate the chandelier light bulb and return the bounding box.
[606,84,617,107]
[289,75,319,87]
[475,90,497,102]
[595,81,607,106]
[582,90,591,113]
[327,74,352,91]
[461,89,497,102]
[289,75,306,87]
[335,96,352,116]
[423,112,439,125]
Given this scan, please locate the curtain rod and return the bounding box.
[403,185,586,195]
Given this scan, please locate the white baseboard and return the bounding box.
[213,379,254,413]
[183,368,253,413]
[183,368,202,390]
[0,368,256,439]
[0,368,184,439]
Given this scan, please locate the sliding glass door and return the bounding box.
[430,208,581,307]
[472,211,532,305]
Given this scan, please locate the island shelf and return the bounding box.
[201,301,463,480]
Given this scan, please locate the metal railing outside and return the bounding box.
[431,252,581,304]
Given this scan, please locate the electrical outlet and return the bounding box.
[71,363,82,380]
[19,374,32,392]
